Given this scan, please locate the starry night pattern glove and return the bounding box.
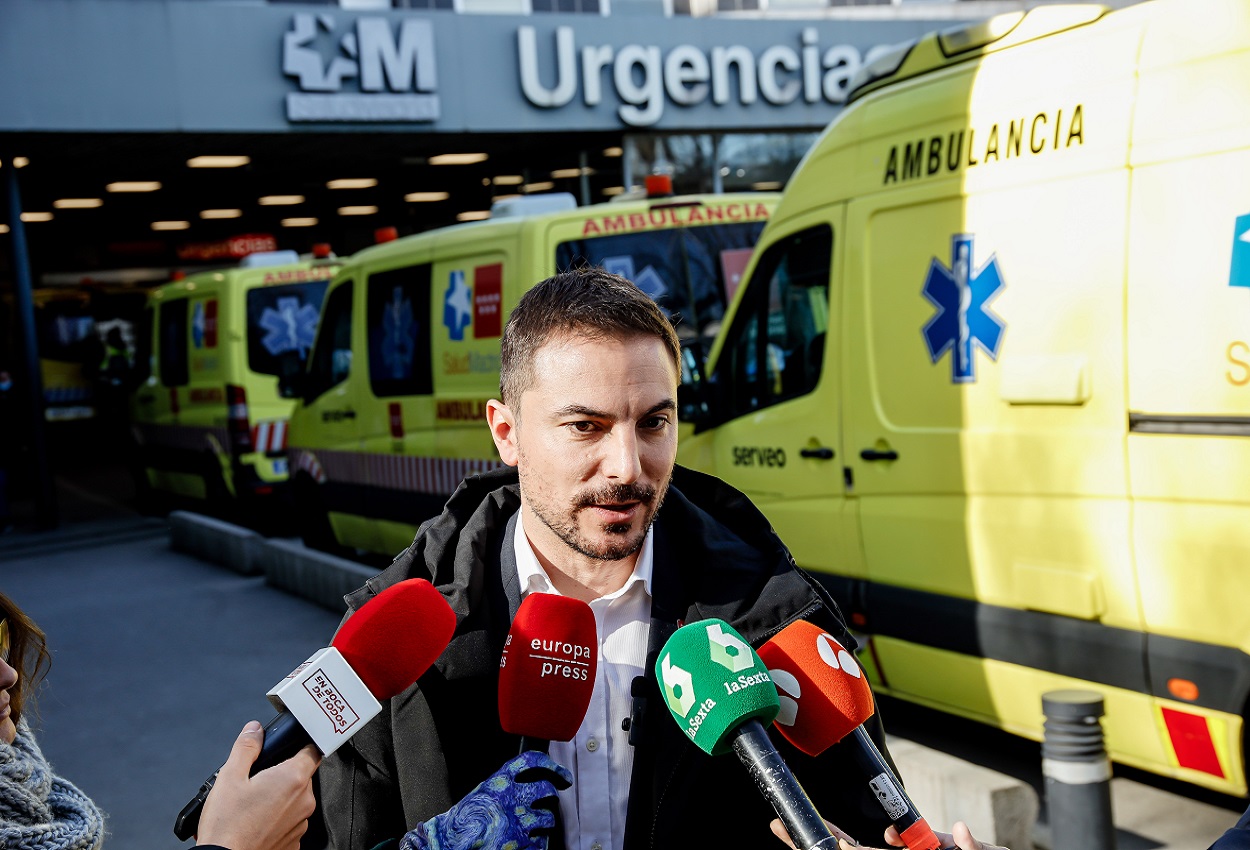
[400,751,573,850]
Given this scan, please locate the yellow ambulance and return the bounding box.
[284,190,776,555]
[131,252,339,519]
[676,0,1250,795]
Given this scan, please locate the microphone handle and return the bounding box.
[518,736,551,754]
[846,727,951,850]
[173,712,313,841]
[730,719,840,850]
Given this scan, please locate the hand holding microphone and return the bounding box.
[174,578,457,842]
[655,618,841,850]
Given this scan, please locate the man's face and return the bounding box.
[488,332,679,564]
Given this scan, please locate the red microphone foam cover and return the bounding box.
[499,593,598,742]
[332,578,457,701]
[757,620,875,756]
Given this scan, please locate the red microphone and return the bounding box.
[758,621,951,850]
[174,578,457,841]
[499,593,598,752]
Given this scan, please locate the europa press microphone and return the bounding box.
[655,619,840,850]
[173,578,457,842]
[499,593,598,753]
[758,620,954,850]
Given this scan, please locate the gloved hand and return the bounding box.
[400,751,573,850]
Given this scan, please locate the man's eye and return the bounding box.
[570,421,597,433]
[642,416,669,430]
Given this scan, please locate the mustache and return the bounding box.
[573,482,658,509]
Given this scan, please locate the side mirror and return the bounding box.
[678,339,711,427]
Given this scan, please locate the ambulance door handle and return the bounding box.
[860,448,899,462]
[800,447,834,460]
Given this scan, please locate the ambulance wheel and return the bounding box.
[202,452,235,522]
[293,473,345,555]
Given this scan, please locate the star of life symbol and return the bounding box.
[381,286,416,379]
[921,234,1006,383]
[443,270,472,341]
[260,296,320,357]
[192,301,206,349]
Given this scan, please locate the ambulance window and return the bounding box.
[305,281,353,402]
[366,264,433,398]
[245,281,329,377]
[555,220,765,338]
[716,225,831,420]
[158,300,189,387]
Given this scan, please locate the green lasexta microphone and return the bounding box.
[656,619,840,850]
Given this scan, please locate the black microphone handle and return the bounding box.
[173,711,313,841]
[845,727,923,831]
[730,719,840,850]
[518,736,551,754]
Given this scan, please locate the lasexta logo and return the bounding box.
[660,654,696,717]
[707,623,754,673]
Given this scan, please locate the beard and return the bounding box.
[522,476,670,562]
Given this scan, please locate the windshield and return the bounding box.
[556,219,765,339]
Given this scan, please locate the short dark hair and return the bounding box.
[499,267,681,406]
[0,591,51,727]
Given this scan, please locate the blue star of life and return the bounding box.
[443,270,472,342]
[921,234,1006,383]
[260,296,320,357]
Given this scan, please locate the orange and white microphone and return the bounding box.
[758,620,953,850]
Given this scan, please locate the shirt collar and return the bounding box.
[514,510,654,602]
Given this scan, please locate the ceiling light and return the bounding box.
[152,220,190,231]
[491,194,521,203]
[20,212,52,222]
[551,167,595,179]
[107,181,161,193]
[457,210,491,222]
[602,186,626,196]
[200,209,243,219]
[429,153,488,166]
[54,198,103,209]
[259,195,305,206]
[405,191,450,202]
[187,155,250,168]
[492,175,524,186]
[523,181,554,193]
[751,181,783,191]
[603,147,623,157]
[338,205,378,216]
[3,157,30,169]
[282,217,319,228]
[0,224,8,233]
[327,178,378,190]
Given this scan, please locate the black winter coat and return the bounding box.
[318,465,899,850]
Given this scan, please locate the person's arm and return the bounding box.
[194,721,320,850]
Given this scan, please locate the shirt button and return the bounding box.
[586,738,599,753]
[591,843,603,850]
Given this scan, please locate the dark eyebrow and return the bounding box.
[552,399,677,420]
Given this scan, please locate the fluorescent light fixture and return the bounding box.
[152,220,190,231]
[491,194,521,203]
[429,153,488,166]
[4,157,30,169]
[200,209,243,219]
[338,205,378,216]
[751,181,783,191]
[523,181,554,193]
[456,210,491,222]
[551,167,595,179]
[327,178,378,190]
[259,195,305,206]
[187,155,250,168]
[602,186,626,196]
[54,198,103,209]
[0,224,8,233]
[20,212,52,222]
[405,191,450,202]
[107,181,161,193]
[281,217,319,227]
[603,147,623,157]
[492,175,524,185]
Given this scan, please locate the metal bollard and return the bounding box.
[1042,690,1116,850]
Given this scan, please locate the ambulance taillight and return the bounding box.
[225,384,255,455]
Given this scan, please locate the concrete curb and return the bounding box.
[888,736,1040,849]
[169,511,263,575]
[259,537,377,613]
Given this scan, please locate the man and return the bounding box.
[319,268,897,850]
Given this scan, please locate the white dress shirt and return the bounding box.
[513,514,654,850]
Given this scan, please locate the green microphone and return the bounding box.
[656,619,840,850]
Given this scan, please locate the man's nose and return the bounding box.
[602,427,642,483]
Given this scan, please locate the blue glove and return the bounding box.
[400,751,573,850]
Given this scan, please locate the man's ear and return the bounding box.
[486,399,519,466]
